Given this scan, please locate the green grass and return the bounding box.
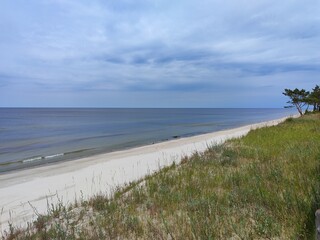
[3,114,320,239]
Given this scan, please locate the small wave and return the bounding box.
[22,156,43,163]
[22,153,64,163]
[44,153,64,159]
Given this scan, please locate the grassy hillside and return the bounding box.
[4,114,320,239]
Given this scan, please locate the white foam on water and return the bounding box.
[22,156,43,163]
[44,153,64,159]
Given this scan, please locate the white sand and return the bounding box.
[0,116,293,233]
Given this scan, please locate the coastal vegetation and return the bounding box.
[283,85,320,115]
[2,113,320,239]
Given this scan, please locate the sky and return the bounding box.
[0,0,319,108]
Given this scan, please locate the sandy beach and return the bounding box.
[0,116,293,233]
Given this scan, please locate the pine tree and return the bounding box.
[283,88,309,115]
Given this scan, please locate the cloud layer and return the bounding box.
[0,0,319,107]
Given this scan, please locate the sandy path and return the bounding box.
[0,116,292,233]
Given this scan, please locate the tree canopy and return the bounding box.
[309,85,320,111]
[283,85,319,115]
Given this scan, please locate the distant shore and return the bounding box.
[0,115,296,232]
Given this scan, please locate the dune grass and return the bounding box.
[3,113,320,239]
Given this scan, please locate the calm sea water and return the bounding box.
[0,108,295,172]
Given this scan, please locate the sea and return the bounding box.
[0,108,296,173]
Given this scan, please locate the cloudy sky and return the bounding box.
[0,0,319,107]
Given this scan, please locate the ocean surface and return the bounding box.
[0,108,296,173]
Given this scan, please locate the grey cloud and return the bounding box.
[0,0,320,107]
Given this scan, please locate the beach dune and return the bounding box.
[0,116,292,233]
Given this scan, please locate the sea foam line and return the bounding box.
[22,153,64,163]
[22,157,43,163]
[44,153,64,159]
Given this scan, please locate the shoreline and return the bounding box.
[0,115,295,232]
[0,108,295,174]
